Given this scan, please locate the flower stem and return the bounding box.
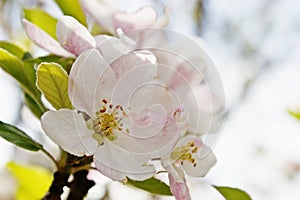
[41,148,59,170]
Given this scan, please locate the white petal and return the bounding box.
[112,6,157,30]
[181,136,217,177]
[110,50,158,106]
[80,0,115,33]
[111,50,156,80]
[186,84,225,134]
[94,34,135,64]
[41,109,98,156]
[57,16,96,56]
[93,138,155,181]
[22,19,73,57]
[69,49,115,117]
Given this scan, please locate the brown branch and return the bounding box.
[67,170,95,200]
[42,171,69,200]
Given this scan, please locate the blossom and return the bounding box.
[162,135,216,200]
[80,0,169,34]
[41,46,184,181]
[23,16,96,57]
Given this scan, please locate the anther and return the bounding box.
[102,99,108,104]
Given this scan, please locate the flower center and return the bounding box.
[170,141,198,167]
[92,99,128,142]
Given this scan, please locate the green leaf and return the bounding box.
[0,48,46,115]
[127,177,172,196]
[214,186,252,200]
[25,55,74,74]
[0,48,35,94]
[24,8,58,39]
[0,41,31,60]
[54,0,87,26]
[6,162,53,200]
[288,109,300,120]
[36,62,72,110]
[0,121,42,151]
[24,93,44,118]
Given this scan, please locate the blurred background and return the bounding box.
[0,0,300,199]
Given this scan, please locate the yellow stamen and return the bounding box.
[93,99,128,141]
[170,141,199,167]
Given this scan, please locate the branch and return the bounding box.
[67,170,95,200]
[42,171,69,200]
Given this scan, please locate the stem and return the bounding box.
[58,149,68,169]
[41,148,59,170]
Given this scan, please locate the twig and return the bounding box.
[41,148,60,170]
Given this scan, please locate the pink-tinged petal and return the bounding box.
[22,19,73,57]
[154,49,205,93]
[188,84,224,114]
[161,159,185,182]
[80,0,115,33]
[123,82,186,124]
[69,49,115,117]
[57,16,96,56]
[186,84,225,134]
[161,161,191,200]
[110,53,158,107]
[169,173,191,200]
[41,109,98,156]
[181,136,217,177]
[111,50,156,80]
[113,6,157,31]
[94,32,135,64]
[93,138,155,181]
[113,109,184,159]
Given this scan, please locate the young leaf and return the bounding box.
[24,93,44,118]
[54,0,87,26]
[6,162,53,200]
[288,109,300,120]
[24,8,58,39]
[0,121,42,151]
[25,55,74,74]
[36,62,72,110]
[0,48,26,84]
[0,41,31,60]
[0,48,46,114]
[127,177,173,196]
[214,186,252,200]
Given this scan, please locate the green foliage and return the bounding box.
[7,162,53,200]
[24,8,58,39]
[214,186,252,200]
[36,62,72,110]
[288,109,300,120]
[26,55,74,74]
[127,177,172,196]
[0,48,36,95]
[0,47,46,116]
[24,94,44,118]
[0,121,42,151]
[0,41,31,60]
[54,0,87,26]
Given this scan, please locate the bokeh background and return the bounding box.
[0,0,300,199]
